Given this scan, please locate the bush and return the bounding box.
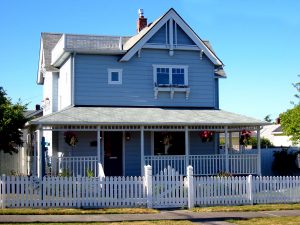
[250,137,274,148]
[272,149,299,175]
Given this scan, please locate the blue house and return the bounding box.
[31,8,266,177]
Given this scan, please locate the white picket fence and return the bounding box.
[2,166,300,208]
[0,175,146,208]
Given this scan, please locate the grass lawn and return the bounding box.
[0,221,194,225]
[0,208,158,215]
[228,216,300,225]
[192,203,300,212]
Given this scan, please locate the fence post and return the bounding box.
[0,175,5,208]
[247,175,253,205]
[187,165,194,209]
[144,165,152,208]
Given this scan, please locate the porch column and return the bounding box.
[37,126,43,178]
[141,126,145,175]
[238,132,242,151]
[224,126,229,173]
[97,126,102,177]
[185,126,189,170]
[257,127,262,175]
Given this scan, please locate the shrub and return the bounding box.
[272,149,299,175]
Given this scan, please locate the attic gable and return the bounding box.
[121,8,223,66]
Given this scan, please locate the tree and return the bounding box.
[264,114,272,123]
[280,75,300,145]
[0,87,28,154]
[290,74,300,106]
[280,105,300,145]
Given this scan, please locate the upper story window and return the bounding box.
[108,69,122,84]
[154,65,188,87]
[153,65,190,100]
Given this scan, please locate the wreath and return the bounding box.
[198,131,213,142]
[64,131,78,147]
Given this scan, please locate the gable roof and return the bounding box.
[120,8,223,66]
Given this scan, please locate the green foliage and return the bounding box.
[272,149,299,175]
[264,114,272,123]
[248,137,274,148]
[217,171,232,177]
[0,87,27,154]
[280,104,300,145]
[59,169,71,177]
[290,74,300,106]
[86,169,94,177]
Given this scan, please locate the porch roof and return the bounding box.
[30,107,268,127]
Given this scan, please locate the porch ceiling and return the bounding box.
[30,106,268,128]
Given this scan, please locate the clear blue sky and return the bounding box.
[0,0,299,120]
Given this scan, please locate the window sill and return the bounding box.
[154,86,190,99]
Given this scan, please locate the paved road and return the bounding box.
[1,209,300,224]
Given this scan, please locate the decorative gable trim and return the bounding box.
[37,38,45,84]
[120,8,223,66]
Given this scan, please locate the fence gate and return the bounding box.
[152,166,187,208]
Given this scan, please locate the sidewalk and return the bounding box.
[1,209,300,224]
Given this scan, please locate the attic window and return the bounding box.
[108,69,122,85]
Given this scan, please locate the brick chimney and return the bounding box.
[137,9,147,33]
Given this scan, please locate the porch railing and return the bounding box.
[48,156,98,177]
[145,154,259,175]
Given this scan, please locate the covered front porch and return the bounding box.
[29,107,266,177]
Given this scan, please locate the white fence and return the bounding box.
[0,175,146,208]
[1,166,300,209]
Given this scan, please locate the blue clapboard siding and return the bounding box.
[124,131,151,176]
[176,25,195,45]
[189,131,216,155]
[147,24,167,44]
[75,49,216,107]
[215,79,219,109]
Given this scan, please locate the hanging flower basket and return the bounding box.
[198,131,213,142]
[239,130,251,146]
[64,131,78,148]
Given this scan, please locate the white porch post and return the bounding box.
[238,132,242,151]
[141,126,145,175]
[257,126,262,175]
[97,126,101,177]
[224,126,229,173]
[185,126,189,172]
[37,126,43,178]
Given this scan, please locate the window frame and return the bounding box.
[108,69,123,85]
[153,65,188,87]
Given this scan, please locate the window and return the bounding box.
[154,132,185,155]
[108,69,122,84]
[153,65,188,87]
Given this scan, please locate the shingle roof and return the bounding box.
[30,107,267,126]
[41,33,63,71]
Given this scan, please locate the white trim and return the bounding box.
[108,69,122,85]
[120,9,222,66]
[153,64,189,86]
[141,126,145,175]
[143,43,199,50]
[169,18,174,51]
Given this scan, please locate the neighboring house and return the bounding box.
[261,124,299,147]
[30,8,267,177]
[0,105,43,175]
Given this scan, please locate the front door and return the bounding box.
[104,132,123,176]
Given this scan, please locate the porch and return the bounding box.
[29,107,267,177]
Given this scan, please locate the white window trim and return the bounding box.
[153,64,188,86]
[108,69,122,85]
